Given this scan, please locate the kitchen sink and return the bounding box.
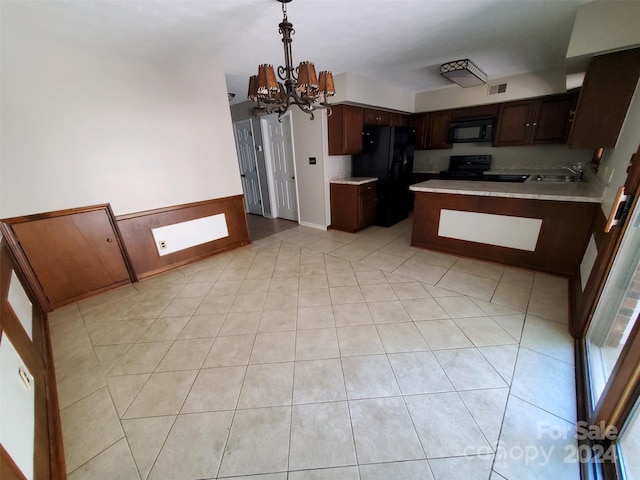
[529,174,584,183]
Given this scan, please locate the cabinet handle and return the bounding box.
[525,123,530,127]
[106,238,113,242]
[532,122,538,127]
[605,186,631,232]
[19,366,31,390]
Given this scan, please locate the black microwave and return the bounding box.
[448,118,494,143]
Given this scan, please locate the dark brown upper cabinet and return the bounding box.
[364,108,409,128]
[569,47,640,149]
[410,110,452,150]
[494,94,577,147]
[428,110,453,150]
[328,104,364,155]
[363,108,391,126]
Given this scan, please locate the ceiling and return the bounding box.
[4,0,591,105]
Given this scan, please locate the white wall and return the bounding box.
[333,73,415,113]
[0,21,242,218]
[415,68,568,112]
[566,1,640,60]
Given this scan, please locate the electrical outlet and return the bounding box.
[159,240,167,249]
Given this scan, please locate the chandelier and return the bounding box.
[247,0,335,119]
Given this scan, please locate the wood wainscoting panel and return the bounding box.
[116,195,250,280]
[412,192,598,277]
[0,205,135,311]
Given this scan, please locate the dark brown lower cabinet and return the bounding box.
[0,204,134,311]
[411,191,598,276]
[330,182,377,233]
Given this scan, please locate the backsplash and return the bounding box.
[413,143,593,172]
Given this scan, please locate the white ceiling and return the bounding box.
[4,0,591,104]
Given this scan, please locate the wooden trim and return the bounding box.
[41,308,66,480]
[0,223,51,312]
[593,312,640,428]
[1,445,27,480]
[1,241,65,480]
[116,195,250,280]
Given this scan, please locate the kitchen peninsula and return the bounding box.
[409,170,605,276]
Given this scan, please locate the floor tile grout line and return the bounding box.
[56,217,576,478]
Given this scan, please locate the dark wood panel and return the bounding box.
[330,183,377,233]
[411,192,598,277]
[493,101,535,146]
[117,195,250,280]
[1,205,135,311]
[569,47,640,149]
[1,446,26,480]
[330,184,359,232]
[531,95,575,144]
[327,105,364,155]
[428,110,452,150]
[409,113,430,150]
[450,103,500,120]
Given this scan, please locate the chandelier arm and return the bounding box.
[249,0,333,120]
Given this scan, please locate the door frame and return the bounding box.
[260,111,300,222]
[233,118,265,216]
[575,144,640,479]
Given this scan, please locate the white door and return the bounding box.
[261,113,299,222]
[233,119,263,215]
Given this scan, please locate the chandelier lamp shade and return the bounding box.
[247,0,335,119]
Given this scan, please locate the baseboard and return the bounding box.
[116,195,250,280]
[299,221,328,231]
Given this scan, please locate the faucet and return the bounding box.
[562,162,584,181]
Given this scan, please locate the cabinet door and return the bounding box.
[493,101,535,146]
[530,96,575,144]
[330,183,358,231]
[392,113,409,127]
[428,110,452,149]
[364,109,391,126]
[8,207,132,308]
[409,113,430,150]
[363,108,381,126]
[569,47,640,149]
[359,190,377,229]
[328,105,364,155]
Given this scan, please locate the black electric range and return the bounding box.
[439,155,529,183]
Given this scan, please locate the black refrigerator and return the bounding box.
[352,126,415,227]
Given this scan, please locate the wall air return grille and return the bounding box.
[488,83,508,95]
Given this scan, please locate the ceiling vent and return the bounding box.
[440,59,487,87]
[488,83,508,95]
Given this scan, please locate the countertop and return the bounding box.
[410,168,605,203]
[330,177,378,186]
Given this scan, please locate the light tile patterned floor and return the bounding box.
[50,215,581,480]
